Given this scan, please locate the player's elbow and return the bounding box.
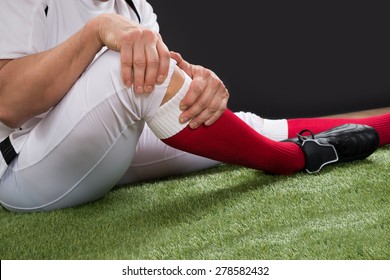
[0,113,20,129]
[0,104,23,129]
[0,80,25,128]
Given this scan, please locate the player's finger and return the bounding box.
[170,51,191,75]
[186,85,227,128]
[203,95,228,126]
[143,42,160,93]
[120,41,134,87]
[132,39,146,94]
[179,82,214,126]
[156,39,171,84]
[179,77,206,113]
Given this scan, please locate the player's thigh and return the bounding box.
[0,51,163,211]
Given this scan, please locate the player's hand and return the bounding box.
[170,51,229,129]
[94,14,170,93]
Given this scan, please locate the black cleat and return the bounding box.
[284,124,380,173]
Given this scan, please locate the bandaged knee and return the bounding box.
[147,73,191,139]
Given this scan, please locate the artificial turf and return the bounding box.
[0,146,389,260]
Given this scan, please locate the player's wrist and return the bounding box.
[84,17,105,51]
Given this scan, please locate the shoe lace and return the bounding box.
[297,129,315,143]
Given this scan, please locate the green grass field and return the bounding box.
[1,146,389,260]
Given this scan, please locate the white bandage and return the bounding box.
[147,73,192,139]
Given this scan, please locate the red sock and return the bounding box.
[162,110,305,175]
[287,113,390,146]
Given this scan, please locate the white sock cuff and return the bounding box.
[234,111,265,135]
[263,119,288,141]
[147,73,191,139]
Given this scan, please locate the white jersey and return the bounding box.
[0,0,159,141]
[0,0,158,59]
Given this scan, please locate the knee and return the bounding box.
[86,50,122,82]
[89,51,186,106]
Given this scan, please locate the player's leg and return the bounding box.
[119,112,285,184]
[286,114,390,146]
[0,51,176,212]
[122,108,388,184]
[234,112,390,146]
[146,70,379,175]
[227,112,390,147]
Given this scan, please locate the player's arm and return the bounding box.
[0,14,170,129]
[0,22,101,128]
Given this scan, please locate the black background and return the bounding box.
[148,0,390,118]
